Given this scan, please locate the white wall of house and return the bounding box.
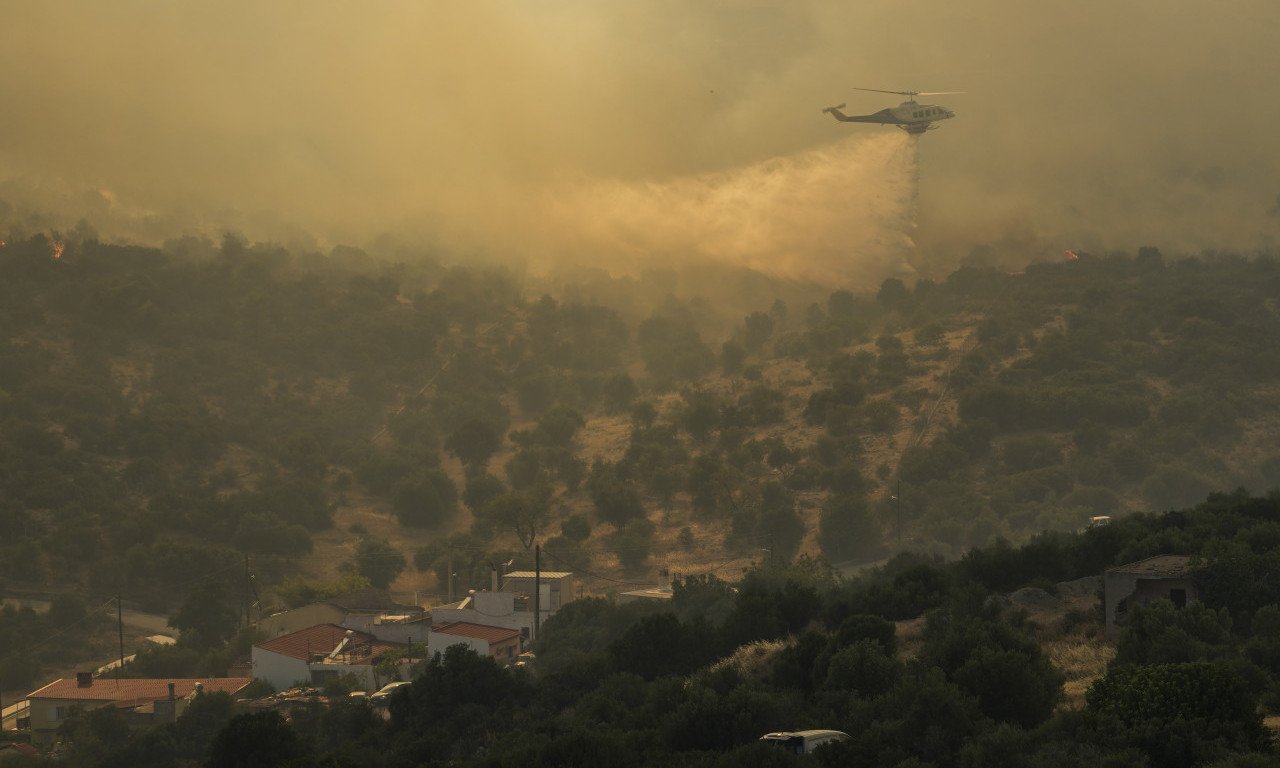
[251,648,414,692]
[432,592,535,638]
[362,619,430,645]
[251,648,314,691]
[426,632,488,658]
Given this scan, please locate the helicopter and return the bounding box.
[823,88,963,135]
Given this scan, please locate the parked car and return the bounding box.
[759,730,849,755]
[370,681,412,707]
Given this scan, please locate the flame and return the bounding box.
[50,239,65,259]
[1064,249,1079,261]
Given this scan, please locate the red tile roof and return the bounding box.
[431,621,522,643]
[254,623,406,663]
[28,677,251,703]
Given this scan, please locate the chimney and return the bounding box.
[76,672,92,687]
[491,565,498,593]
[168,683,176,700]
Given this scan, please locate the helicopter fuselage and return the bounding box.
[888,100,955,133]
[822,97,957,134]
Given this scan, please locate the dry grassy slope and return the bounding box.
[294,294,1280,600]
[298,309,1012,596]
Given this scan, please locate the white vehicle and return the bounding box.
[760,730,849,755]
[369,681,412,707]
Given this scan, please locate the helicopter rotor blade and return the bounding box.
[852,87,916,96]
[916,91,967,96]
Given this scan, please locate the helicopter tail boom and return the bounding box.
[823,106,904,125]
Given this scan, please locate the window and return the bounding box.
[1170,589,1187,608]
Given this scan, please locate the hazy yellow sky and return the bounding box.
[1,1,1277,282]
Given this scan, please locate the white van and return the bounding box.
[759,729,849,754]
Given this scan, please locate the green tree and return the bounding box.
[392,470,457,528]
[877,277,911,310]
[207,710,308,768]
[354,536,407,589]
[48,592,87,628]
[169,578,239,651]
[743,312,775,352]
[1087,661,1268,767]
[445,419,503,474]
[464,473,507,513]
[589,467,646,530]
[602,373,639,414]
[482,488,553,550]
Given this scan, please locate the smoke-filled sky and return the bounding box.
[2,1,1278,284]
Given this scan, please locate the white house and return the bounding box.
[251,624,416,692]
[501,571,574,613]
[430,591,535,638]
[258,587,424,639]
[427,621,523,665]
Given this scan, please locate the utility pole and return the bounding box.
[447,546,455,603]
[116,593,125,677]
[533,545,541,644]
[896,479,902,543]
[243,554,251,628]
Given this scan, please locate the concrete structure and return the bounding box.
[427,622,523,665]
[361,613,431,645]
[252,624,415,692]
[430,591,535,638]
[23,675,251,748]
[500,571,574,614]
[1104,555,1197,638]
[258,587,423,639]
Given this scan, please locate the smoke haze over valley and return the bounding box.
[2,1,1278,285]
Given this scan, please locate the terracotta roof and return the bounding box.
[324,587,422,614]
[431,621,522,643]
[254,623,406,663]
[28,677,251,703]
[1106,555,1193,577]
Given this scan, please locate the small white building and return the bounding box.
[1104,555,1198,638]
[431,591,535,638]
[252,624,416,692]
[258,587,424,639]
[501,571,574,614]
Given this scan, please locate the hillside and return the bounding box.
[5,233,1280,637]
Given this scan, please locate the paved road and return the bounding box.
[1,598,172,634]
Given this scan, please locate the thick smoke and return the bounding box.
[1,1,1277,283]
[525,133,918,288]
